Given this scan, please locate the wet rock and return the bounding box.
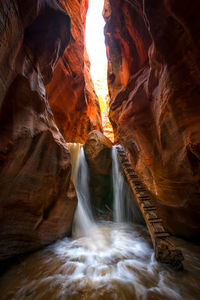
[84,131,113,216]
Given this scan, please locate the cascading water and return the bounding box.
[67,143,95,237]
[67,143,109,249]
[112,145,144,224]
[0,143,200,300]
[112,145,124,222]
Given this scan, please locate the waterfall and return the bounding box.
[2,146,199,300]
[112,145,144,224]
[68,142,143,234]
[67,143,81,182]
[112,145,124,222]
[67,143,95,237]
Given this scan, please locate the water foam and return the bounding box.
[0,144,199,299]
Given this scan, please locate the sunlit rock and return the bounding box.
[47,0,103,143]
[105,0,200,239]
[85,0,114,142]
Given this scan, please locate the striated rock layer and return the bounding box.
[47,0,103,143]
[105,0,200,239]
[0,0,77,260]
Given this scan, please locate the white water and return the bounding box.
[112,145,144,224]
[0,222,200,300]
[67,143,108,249]
[67,143,95,238]
[112,145,124,222]
[0,144,200,299]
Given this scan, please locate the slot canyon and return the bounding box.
[0,0,200,299]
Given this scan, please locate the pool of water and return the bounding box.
[0,222,200,300]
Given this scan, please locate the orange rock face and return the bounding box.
[47,0,103,143]
[105,0,200,239]
[0,0,77,260]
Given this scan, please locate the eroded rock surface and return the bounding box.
[0,0,77,260]
[84,130,113,216]
[47,0,103,143]
[105,0,200,239]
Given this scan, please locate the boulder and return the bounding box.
[84,131,113,217]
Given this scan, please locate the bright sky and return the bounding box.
[85,0,108,97]
[85,0,114,142]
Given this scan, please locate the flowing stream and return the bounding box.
[0,143,200,300]
[112,145,144,224]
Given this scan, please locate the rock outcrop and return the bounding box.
[84,130,113,216]
[47,0,103,143]
[104,0,200,239]
[0,0,77,260]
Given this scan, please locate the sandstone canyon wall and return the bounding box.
[0,0,78,260]
[105,0,200,239]
[47,0,103,143]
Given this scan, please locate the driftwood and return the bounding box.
[116,145,184,270]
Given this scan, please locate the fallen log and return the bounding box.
[116,145,184,270]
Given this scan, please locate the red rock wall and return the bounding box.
[0,0,77,260]
[105,0,200,239]
[47,0,103,143]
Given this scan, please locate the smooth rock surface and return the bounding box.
[47,0,103,143]
[0,0,77,260]
[105,0,200,239]
[84,131,113,215]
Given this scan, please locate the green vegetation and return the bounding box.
[98,94,106,113]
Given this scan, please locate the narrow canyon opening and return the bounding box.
[0,1,200,299]
[85,0,114,142]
